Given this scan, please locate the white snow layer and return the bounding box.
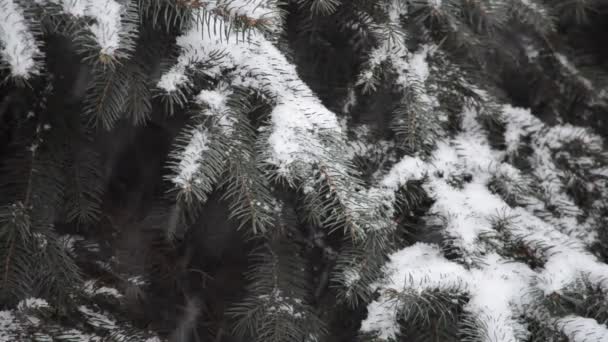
[198,88,229,111]
[361,101,608,340]
[0,0,42,78]
[555,315,608,342]
[197,86,236,135]
[360,244,460,340]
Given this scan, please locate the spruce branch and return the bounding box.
[304,0,341,15]
[62,143,104,226]
[0,203,36,303]
[167,120,229,208]
[83,65,130,130]
[229,240,326,342]
[214,87,277,234]
[156,49,227,115]
[124,60,152,125]
[39,0,139,67]
[0,0,44,81]
[139,0,197,31]
[391,81,439,155]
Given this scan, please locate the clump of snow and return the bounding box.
[17,298,49,311]
[83,280,123,298]
[342,268,361,288]
[267,102,327,173]
[172,127,210,188]
[380,156,427,190]
[197,89,229,110]
[361,300,401,340]
[502,105,540,155]
[429,179,505,255]
[197,87,236,135]
[0,0,42,78]
[157,67,188,92]
[82,0,124,55]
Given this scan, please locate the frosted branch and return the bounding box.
[0,0,43,78]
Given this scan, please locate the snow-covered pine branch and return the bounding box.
[554,316,608,342]
[0,297,163,341]
[159,8,399,240]
[167,85,233,206]
[0,0,43,80]
[360,96,608,341]
[38,0,138,63]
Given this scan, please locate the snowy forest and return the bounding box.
[1,0,608,341]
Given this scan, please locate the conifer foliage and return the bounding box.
[0,0,608,341]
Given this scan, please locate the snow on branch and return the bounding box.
[361,243,469,340]
[554,315,608,342]
[361,243,532,341]
[0,295,160,341]
[172,127,211,188]
[167,85,233,204]
[0,0,43,79]
[41,0,137,61]
[502,104,605,244]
